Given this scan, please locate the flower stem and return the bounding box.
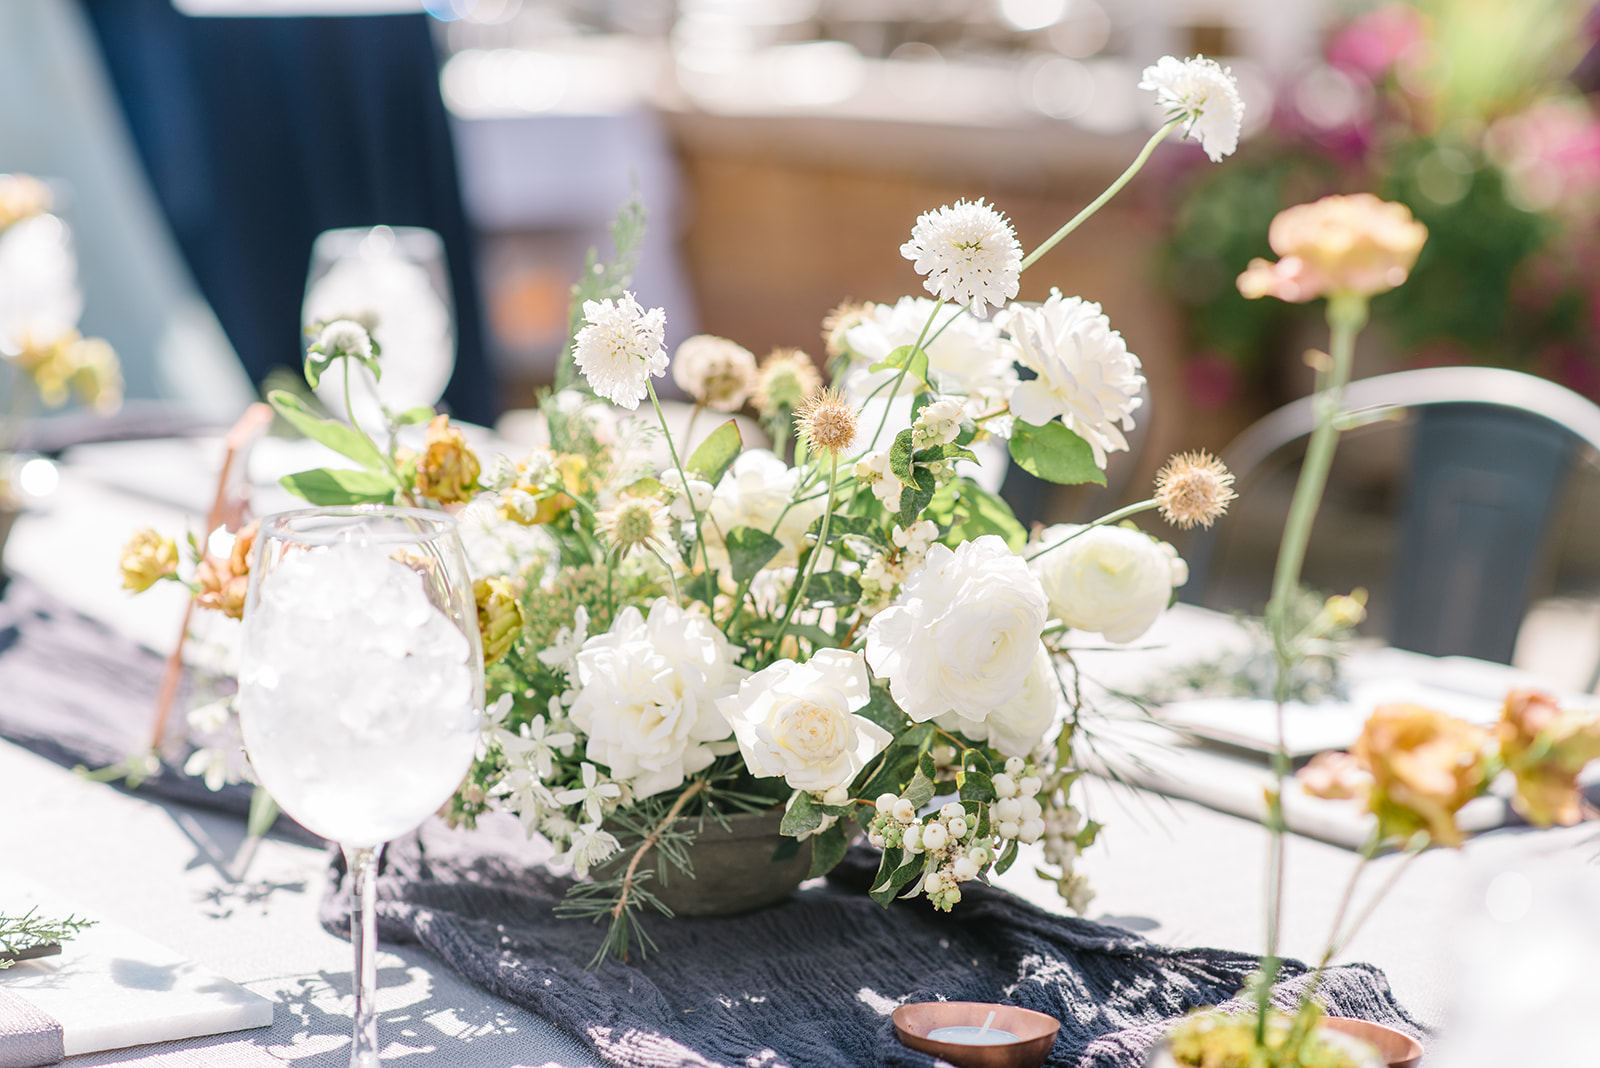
[863,300,945,457]
[1020,118,1181,273]
[1024,498,1158,562]
[647,378,710,582]
[1256,291,1369,1032]
[611,779,707,922]
[768,451,840,654]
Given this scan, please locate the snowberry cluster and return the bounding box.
[860,520,940,611]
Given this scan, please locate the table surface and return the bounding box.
[7,443,1600,1065]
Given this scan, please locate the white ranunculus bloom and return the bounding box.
[719,649,892,793]
[998,290,1145,468]
[1139,55,1245,163]
[840,296,1016,431]
[1031,524,1188,643]
[936,641,1060,758]
[864,535,1048,723]
[705,449,828,572]
[567,599,747,798]
[572,291,668,410]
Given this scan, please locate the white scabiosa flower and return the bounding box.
[567,599,747,798]
[899,200,1023,316]
[864,535,1048,723]
[999,290,1145,468]
[718,649,892,794]
[1139,55,1245,163]
[1031,523,1187,643]
[672,334,757,411]
[572,291,668,410]
[315,318,374,362]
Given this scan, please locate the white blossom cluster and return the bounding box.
[864,757,1075,913]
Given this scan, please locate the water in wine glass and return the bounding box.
[239,537,479,847]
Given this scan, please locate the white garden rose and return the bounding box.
[864,535,1048,723]
[1030,524,1187,643]
[567,598,747,798]
[719,649,892,793]
[936,641,1059,758]
[705,449,828,572]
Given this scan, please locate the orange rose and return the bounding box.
[1497,689,1600,828]
[196,521,258,621]
[1354,702,1490,847]
[414,415,481,505]
[1237,194,1428,304]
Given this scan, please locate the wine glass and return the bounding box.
[236,506,484,1067]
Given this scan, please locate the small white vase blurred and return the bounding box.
[302,225,455,440]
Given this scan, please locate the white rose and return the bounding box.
[864,535,1048,723]
[935,642,1059,759]
[719,649,892,793]
[568,598,747,799]
[1031,523,1184,643]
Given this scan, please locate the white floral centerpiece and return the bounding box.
[126,57,1245,963]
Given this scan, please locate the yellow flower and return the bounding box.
[196,521,258,621]
[1237,193,1428,303]
[1153,451,1236,530]
[0,173,51,231]
[120,528,179,592]
[414,415,481,504]
[1496,689,1600,828]
[498,452,585,526]
[69,336,122,415]
[474,576,525,665]
[1355,702,1490,847]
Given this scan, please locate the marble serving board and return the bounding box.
[0,876,273,1058]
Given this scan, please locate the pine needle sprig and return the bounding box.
[0,907,97,968]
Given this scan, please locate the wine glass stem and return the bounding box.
[343,843,382,1068]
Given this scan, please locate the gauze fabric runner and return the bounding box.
[319,825,1425,1068]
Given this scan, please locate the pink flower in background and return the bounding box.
[1486,97,1600,214]
[1237,193,1428,303]
[1182,352,1239,410]
[1326,4,1428,80]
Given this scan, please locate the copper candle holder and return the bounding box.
[1320,1017,1424,1068]
[893,1002,1060,1068]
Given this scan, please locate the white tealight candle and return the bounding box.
[925,1025,1021,1046]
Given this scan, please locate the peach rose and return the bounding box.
[1237,193,1428,303]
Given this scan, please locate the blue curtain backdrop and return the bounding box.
[79,1,496,426]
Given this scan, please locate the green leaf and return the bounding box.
[958,770,996,805]
[913,443,979,465]
[899,722,935,755]
[727,526,783,584]
[903,765,936,810]
[303,351,331,390]
[807,822,852,878]
[625,477,663,498]
[894,482,936,529]
[394,406,436,426]
[889,429,922,490]
[805,512,881,546]
[781,792,826,837]
[686,420,742,486]
[268,390,388,473]
[770,835,803,863]
[958,749,993,777]
[801,571,860,608]
[995,839,1020,875]
[279,467,398,505]
[686,569,720,606]
[858,687,909,735]
[1008,420,1106,486]
[743,618,836,648]
[928,477,1027,551]
[870,851,925,907]
[868,344,929,390]
[1075,819,1103,850]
